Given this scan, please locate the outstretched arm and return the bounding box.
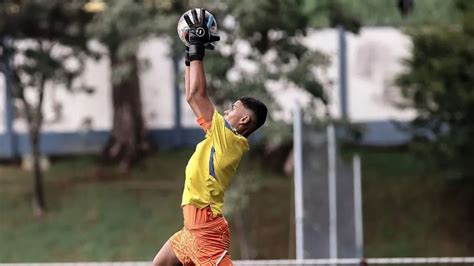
[186,60,214,122]
[183,8,219,123]
[184,61,199,117]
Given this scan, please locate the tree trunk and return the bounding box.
[30,127,46,217]
[25,74,47,217]
[102,54,149,171]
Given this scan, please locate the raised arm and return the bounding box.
[187,61,214,122]
[184,48,213,121]
[183,8,220,123]
[184,54,199,117]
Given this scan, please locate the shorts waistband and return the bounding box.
[182,205,224,229]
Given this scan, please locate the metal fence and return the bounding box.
[293,108,363,260]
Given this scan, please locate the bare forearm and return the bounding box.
[185,65,200,116]
[185,66,191,100]
[189,60,206,97]
[188,60,214,121]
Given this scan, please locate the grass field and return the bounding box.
[361,151,474,257]
[0,149,473,262]
[0,150,190,262]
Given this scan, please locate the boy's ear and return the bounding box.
[239,115,250,125]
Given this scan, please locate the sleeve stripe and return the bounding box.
[209,146,216,178]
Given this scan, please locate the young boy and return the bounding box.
[153,8,267,266]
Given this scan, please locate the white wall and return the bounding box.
[305,27,416,122]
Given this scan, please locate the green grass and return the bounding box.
[0,149,289,262]
[1,149,473,262]
[361,151,474,257]
[0,150,191,262]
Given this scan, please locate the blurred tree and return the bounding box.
[397,0,414,17]
[322,0,459,27]
[86,0,179,170]
[396,0,474,180]
[0,0,91,216]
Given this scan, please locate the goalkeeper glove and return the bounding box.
[183,8,220,61]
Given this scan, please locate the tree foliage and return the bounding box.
[311,0,460,27]
[86,0,180,169]
[0,0,91,215]
[396,0,474,179]
[86,0,177,84]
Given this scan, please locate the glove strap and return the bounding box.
[184,47,190,66]
[189,44,205,61]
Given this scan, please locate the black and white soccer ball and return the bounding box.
[177,8,218,47]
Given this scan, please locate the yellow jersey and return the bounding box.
[181,110,249,216]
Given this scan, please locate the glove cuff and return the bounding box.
[184,47,190,66]
[189,44,205,61]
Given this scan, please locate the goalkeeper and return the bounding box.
[152,8,268,266]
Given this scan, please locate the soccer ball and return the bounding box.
[177,8,218,47]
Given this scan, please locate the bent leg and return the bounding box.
[152,239,182,266]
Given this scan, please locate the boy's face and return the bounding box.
[223,100,251,129]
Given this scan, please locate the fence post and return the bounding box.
[338,25,348,119]
[172,55,182,147]
[327,124,338,259]
[293,106,304,259]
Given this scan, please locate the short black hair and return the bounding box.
[238,96,268,132]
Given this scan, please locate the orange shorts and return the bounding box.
[170,205,232,266]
